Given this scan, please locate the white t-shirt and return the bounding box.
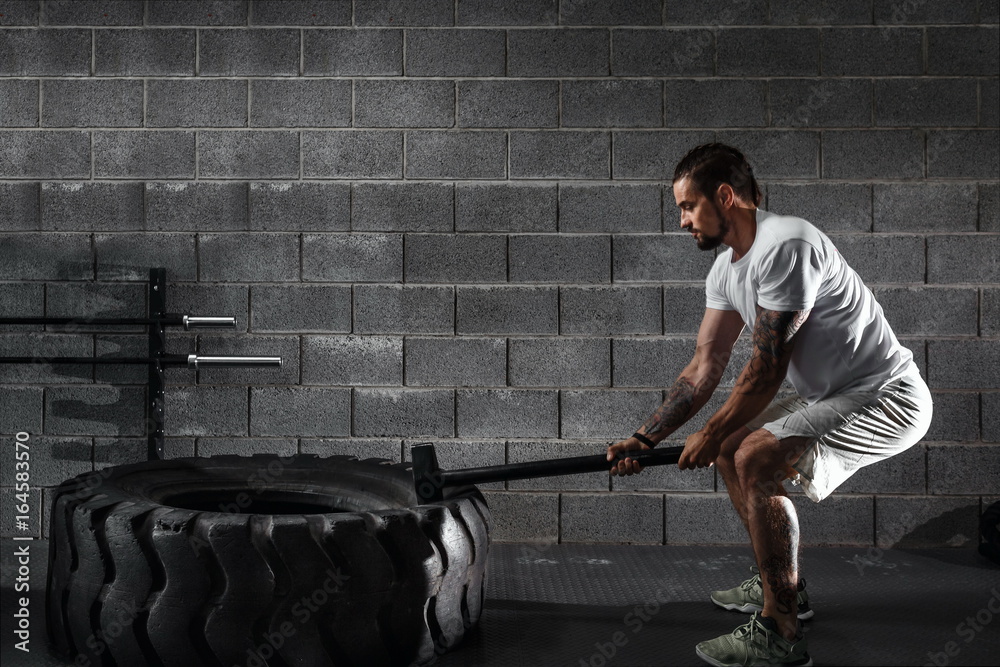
[705,208,915,403]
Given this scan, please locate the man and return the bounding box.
[607,143,933,667]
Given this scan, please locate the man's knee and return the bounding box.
[733,430,794,497]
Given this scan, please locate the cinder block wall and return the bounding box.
[1,0,997,548]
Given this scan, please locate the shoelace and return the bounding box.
[734,615,794,660]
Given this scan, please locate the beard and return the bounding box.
[694,201,731,251]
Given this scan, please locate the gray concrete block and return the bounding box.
[509,234,610,283]
[772,0,873,24]
[458,0,557,25]
[612,439,714,493]
[457,286,558,334]
[198,130,299,179]
[984,288,999,337]
[482,490,559,542]
[96,233,196,282]
[0,435,91,487]
[0,386,42,434]
[196,334,299,385]
[148,0,249,25]
[0,282,42,334]
[872,287,979,336]
[250,79,351,127]
[928,130,1000,178]
[612,28,714,76]
[303,28,402,75]
[303,130,403,178]
[719,28,819,76]
[301,335,402,386]
[251,0,350,25]
[791,495,873,546]
[147,79,247,128]
[354,285,453,334]
[561,389,663,439]
[353,183,453,232]
[561,0,660,24]
[612,130,714,180]
[354,388,454,437]
[928,340,1000,390]
[562,80,663,128]
[833,234,925,284]
[197,438,298,457]
[251,387,351,437]
[42,78,143,127]
[769,78,871,128]
[457,389,558,438]
[821,27,922,76]
[715,130,820,179]
[457,183,557,232]
[355,80,454,128]
[560,286,662,335]
[928,444,1000,495]
[46,282,145,323]
[146,182,248,231]
[664,285,707,334]
[874,0,978,23]
[300,438,402,461]
[983,0,1000,23]
[876,496,980,548]
[168,284,249,333]
[406,337,506,387]
[0,182,39,231]
[665,80,766,128]
[250,183,350,232]
[928,235,999,284]
[250,285,351,332]
[406,131,507,179]
[0,28,89,75]
[559,183,660,232]
[0,333,92,384]
[509,337,610,387]
[665,493,747,544]
[41,0,142,24]
[458,80,559,128]
[766,183,872,232]
[835,443,926,494]
[40,182,142,232]
[45,386,145,437]
[0,79,37,127]
[0,0,38,25]
[93,131,196,179]
[200,233,300,282]
[508,441,609,491]
[667,2,767,24]
[561,492,663,544]
[614,235,714,282]
[982,77,999,127]
[355,0,453,25]
[983,392,999,442]
[302,233,403,282]
[875,79,978,128]
[406,28,505,76]
[405,233,506,283]
[928,27,999,75]
[508,28,608,76]
[95,28,196,75]
[0,485,42,538]
[823,130,923,180]
[0,130,90,178]
[613,338,691,389]
[200,28,299,75]
[403,439,505,489]
[899,339,926,377]
[0,233,92,280]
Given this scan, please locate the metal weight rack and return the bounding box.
[0,268,282,460]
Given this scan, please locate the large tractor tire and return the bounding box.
[45,454,491,666]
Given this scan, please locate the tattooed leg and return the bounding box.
[716,426,753,536]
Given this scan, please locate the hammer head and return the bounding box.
[411,443,444,503]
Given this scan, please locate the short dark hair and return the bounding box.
[672,143,762,207]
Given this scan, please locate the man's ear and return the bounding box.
[715,182,736,209]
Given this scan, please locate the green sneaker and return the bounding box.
[695,612,812,667]
[710,566,814,620]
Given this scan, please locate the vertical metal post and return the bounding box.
[147,268,167,461]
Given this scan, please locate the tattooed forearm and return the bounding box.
[735,307,809,396]
[642,377,696,436]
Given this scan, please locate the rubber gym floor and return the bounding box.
[3,539,997,666]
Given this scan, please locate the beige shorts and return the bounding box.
[746,370,933,502]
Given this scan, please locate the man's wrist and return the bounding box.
[632,431,656,448]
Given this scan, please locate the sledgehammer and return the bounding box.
[411,443,685,503]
